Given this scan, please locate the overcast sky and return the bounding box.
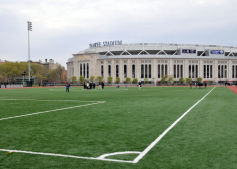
[0,0,237,68]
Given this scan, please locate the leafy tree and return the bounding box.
[31,63,48,84]
[79,76,85,84]
[168,76,174,85]
[185,78,192,84]
[160,76,167,84]
[125,77,131,84]
[132,78,138,84]
[0,61,65,85]
[179,77,185,85]
[96,76,103,83]
[197,77,202,83]
[89,76,95,82]
[107,76,113,84]
[72,76,77,84]
[115,77,120,84]
[144,78,149,84]
[48,69,58,82]
[55,66,64,82]
[0,74,5,82]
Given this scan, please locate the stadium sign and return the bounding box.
[210,50,224,55]
[89,40,122,48]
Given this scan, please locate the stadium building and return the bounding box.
[67,41,237,84]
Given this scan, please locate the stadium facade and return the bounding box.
[67,41,237,84]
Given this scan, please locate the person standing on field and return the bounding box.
[101,81,104,90]
[66,83,70,92]
[189,81,192,88]
[138,81,142,88]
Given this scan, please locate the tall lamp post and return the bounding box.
[27,21,32,86]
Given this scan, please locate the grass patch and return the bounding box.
[0,86,236,169]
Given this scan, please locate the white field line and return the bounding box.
[0,101,105,121]
[133,87,216,163]
[0,99,103,102]
[97,151,141,159]
[0,149,135,163]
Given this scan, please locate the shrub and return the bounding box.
[132,78,138,84]
[107,76,113,84]
[168,76,174,85]
[185,78,192,84]
[144,78,149,84]
[125,77,131,84]
[179,77,185,85]
[71,76,77,84]
[115,77,120,84]
[79,76,85,84]
[160,76,167,84]
[96,76,103,83]
[197,77,202,83]
[89,76,95,82]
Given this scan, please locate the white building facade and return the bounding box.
[67,42,237,84]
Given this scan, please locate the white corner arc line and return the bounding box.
[133,87,216,163]
[0,101,105,121]
[97,151,141,159]
[0,149,135,163]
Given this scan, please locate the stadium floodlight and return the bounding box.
[27,21,32,85]
[27,21,32,31]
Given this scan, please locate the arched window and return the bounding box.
[124,65,127,78]
[116,65,119,77]
[108,65,111,77]
[141,64,144,78]
[132,64,135,78]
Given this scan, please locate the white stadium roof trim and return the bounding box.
[81,43,237,53]
[68,43,237,62]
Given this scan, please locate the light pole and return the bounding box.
[27,21,32,85]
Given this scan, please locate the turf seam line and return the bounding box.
[133,87,216,163]
[0,101,105,121]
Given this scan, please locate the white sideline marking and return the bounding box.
[97,151,140,159]
[133,87,216,163]
[0,149,135,163]
[0,101,105,121]
[0,99,103,102]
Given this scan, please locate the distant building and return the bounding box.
[67,42,237,84]
[67,58,74,81]
[36,59,61,70]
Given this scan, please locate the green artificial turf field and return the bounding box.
[0,86,236,169]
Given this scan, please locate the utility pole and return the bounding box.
[27,21,32,85]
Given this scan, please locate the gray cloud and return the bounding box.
[0,0,237,67]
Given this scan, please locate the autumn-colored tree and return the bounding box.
[0,61,66,85]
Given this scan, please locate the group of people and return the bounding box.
[83,81,105,90]
[0,82,7,88]
[189,82,207,88]
[84,82,95,90]
[65,81,105,92]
